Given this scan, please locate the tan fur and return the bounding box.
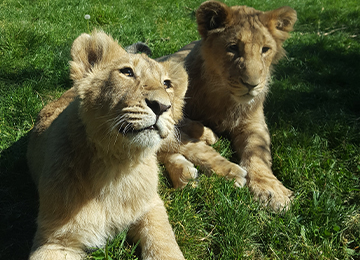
[159,1,297,211]
[158,117,248,189]
[27,31,187,260]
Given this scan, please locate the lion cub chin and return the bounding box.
[27,31,187,260]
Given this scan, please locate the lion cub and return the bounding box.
[159,1,297,210]
[27,31,187,260]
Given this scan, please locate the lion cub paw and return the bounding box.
[224,164,247,188]
[200,125,218,145]
[180,119,218,145]
[210,162,247,188]
[251,180,293,211]
[166,154,199,189]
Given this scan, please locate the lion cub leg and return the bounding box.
[179,138,247,188]
[232,117,293,211]
[159,121,247,188]
[179,119,247,187]
[128,196,184,260]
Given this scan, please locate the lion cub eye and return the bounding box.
[163,80,172,89]
[119,67,134,77]
[262,47,271,54]
[227,44,238,53]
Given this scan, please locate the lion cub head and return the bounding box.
[70,31,187,152]
[196,1,297,103]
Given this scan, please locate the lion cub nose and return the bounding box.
[146,99,171,116]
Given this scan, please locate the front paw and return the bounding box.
[165,154,199,189]
[179,118,218,145]
[200,125,218,145]
[249,179,293,211]
[212,163,247,188]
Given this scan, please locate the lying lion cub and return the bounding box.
[27,31,186,260]
[159,1,297,210]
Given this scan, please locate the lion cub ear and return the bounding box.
[70,30,127,80]
[196,1,233,38]
[260,6,297,43]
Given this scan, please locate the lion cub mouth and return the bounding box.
[125,124,159,134]
[118,121,166,147]
[119,123,159,135]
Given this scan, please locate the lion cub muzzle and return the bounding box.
[123,97,171,137]
[240,78,260,91]
[145,98,171,116]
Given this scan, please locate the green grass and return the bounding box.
[1,0,359,259]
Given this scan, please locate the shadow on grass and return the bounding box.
[0,65,72,92]
[265,38,360,202]
[267,38,360,138]
[0,27,72,93]
[0,134,38,260]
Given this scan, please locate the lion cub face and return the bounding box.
[71,32,187,151]
[196,1,297,103]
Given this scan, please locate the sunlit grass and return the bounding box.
[0,0,359,259]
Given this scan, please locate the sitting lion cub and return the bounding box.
[159,1,297,211]
[27,31,187,260]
